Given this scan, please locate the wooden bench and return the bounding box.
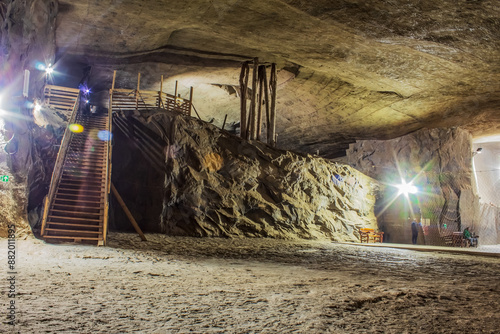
[452,232,465,247]
[359,228,384,243]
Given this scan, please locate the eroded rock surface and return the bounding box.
[55,0,500,157]
[122,110,379,241]
[339,127,492,244]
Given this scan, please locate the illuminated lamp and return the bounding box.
[396,181,418,196]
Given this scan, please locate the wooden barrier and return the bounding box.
[110,73,193,116]
[43,85,80,118]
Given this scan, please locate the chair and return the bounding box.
[359,228,374,243]
[372,231,384,243]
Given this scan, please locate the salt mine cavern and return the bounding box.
[1,0,499,332]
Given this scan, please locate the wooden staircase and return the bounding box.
[41,94,112,245]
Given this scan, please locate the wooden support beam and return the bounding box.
[262,66,271,144]
[250,57,259,140]
[111,70,117,90]
[270,63,277,147]
[192,104,203,121]
[158,75,163,108]
[239,62,250,139]
[136,72,141,112]
[189,86,194,117]
[257,65,265,141]
[222,114,227,130]
[111,183,147,241]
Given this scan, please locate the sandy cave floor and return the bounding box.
[1,232,500,333]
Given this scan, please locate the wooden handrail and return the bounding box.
[41,93,80,236]
[102,70,117,244]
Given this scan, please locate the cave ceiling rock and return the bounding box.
[54,0,500,157]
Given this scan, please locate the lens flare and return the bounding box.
[98,130,112,141]
[35,62,46,71]
[396,181,418,196]
[68,123,84,133]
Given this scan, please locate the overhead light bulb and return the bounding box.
[45,64,53,74]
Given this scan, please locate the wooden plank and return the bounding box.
[250,58,259,140]
[222,114,227,130]
[111,70,117,90]
[158,75,163,108]
[48,215,101,222]
[41,196,50,236]
[47,222,101,228]
[257,65,265,141]
[50,209,102,216]
[45,228,101,234]
[44,85,80,93]
[240,62,249,138]
[45,92,79,99]
[270,63,277,147]
[44,236,102,241]
[111,183,147,241]
[189,86,193,116]
[262,66,271,144]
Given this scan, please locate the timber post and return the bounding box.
[239,61,249,138]
[270,63,277,147]
[158,75,163,108]
[250,57,259,140]
[189,86,194,117]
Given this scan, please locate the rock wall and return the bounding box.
[0,0,59,236]
[340,127,478,244]
[125,109,380,241]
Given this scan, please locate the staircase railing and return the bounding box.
[102,84,115,244]
[41,94,80,236]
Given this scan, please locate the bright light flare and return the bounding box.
[68,123,84,133]
[396,181,418,196]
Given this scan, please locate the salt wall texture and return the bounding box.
[126,110,379,241]
[0,0,58,237]
[341,127,480,244]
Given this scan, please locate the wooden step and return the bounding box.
[67,149,106,155]
[61,165,106,172]
[60,174,106,181]
[61,167,105,175]
[53,197,104,205]
[58,183,105,191]
[52,202,103,209]
[43,236,102,241]
[54,191,103,199]
[65,156,106,163]
[46,222,101,229]
[52,205,103,214]
[56,192,104,202]
[50,208,102,216]
[68,143,107,148]
[59,179,105,186]
[56,189,104,196]
[48,215,102,222]
[44,228,101,235]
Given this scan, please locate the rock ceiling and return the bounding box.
[55,0,500,157]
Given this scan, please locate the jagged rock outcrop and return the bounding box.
[340,127,480,244]
[0,0,59,235]
[125,109,380,241]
